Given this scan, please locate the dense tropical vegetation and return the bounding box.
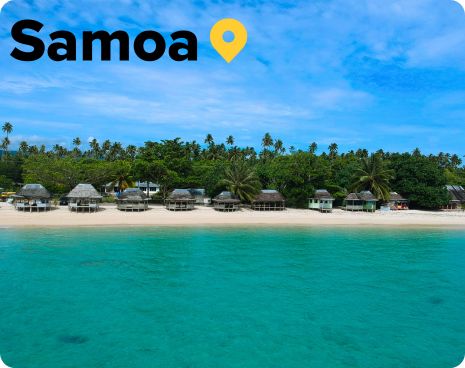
[0,122,463,209]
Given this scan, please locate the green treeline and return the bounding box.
[1,124,463,209]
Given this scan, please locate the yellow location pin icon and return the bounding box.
[210,18,247,63]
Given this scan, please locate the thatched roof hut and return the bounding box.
[119,188,148,201]
[344,193,362,211]
[214,191,240,202]
[251,190,285,211]
[117,188,149,211]
[166,189,196,211]
[67,184,102,200]
[389,192,406,202]
[16,184,51,199]
[67,184,102,212]
[358,191,378,202]
[168,189,195,200]
[359,191,377,212]
[344,191,377,212]
[344,192,360,201]
[213,191,241,212]
[309,189,334,212]
[313,189,334,200]
[388,192,409,210]
[14,184,51,212]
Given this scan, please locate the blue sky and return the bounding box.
[1,0,465,154]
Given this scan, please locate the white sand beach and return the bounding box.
[1,202,465,228]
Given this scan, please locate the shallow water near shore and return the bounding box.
[0,227,464,367]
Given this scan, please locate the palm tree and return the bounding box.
[126,145,137,160]
[204,134,214,145]
[309,142,318,154]
[18,141,29,157]
[89,138,100,158]
[355,148,368,158]
[274,139,285,155]
[71,137,81,157]
[451,154,462,168]
[72,137,81,148]
[351,154,394,201]
[1,122,13,160]
[328,143,338,158]
[260,133,274,160]
[2,122,12,137]
[262,133,273,150]
[53,144,66,158]
[219,161,261,202]
[108,142,124,161]
[110,163,135,193]
[1,137,10,159]
[226,135,234,146]
[28,145,39,155]
[102,140,111,151]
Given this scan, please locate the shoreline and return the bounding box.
[1,203,465,229]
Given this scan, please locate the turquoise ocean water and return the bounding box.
[0,227,464,367]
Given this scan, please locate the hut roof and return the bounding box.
[118,188,148,201]
[15,184,51,199]
[389,192,407,202]
[168,189,196,201]
[312,189,334,200]
[253,190,285,203]
[345,193,360,201]
[213,191,241,203]
[67,184,102,199]
[358,191,378,201]
[446,185,465,203]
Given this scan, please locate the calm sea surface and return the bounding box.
[0,227,464,367]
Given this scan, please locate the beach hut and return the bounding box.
[388,192,409,210]
[444,185,465,210]
[165,189,196,211]
[213,191,241,212]
[13,184,52,212]
[344,193,363,211]
[344,191,378,212]
[251,190,285,211]
[358,191,378,212]
[67,184,102,212]
[308,189,334,213]
[116,188,149,211]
